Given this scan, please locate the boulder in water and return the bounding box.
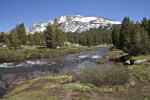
[104,56,110,61]
[96,57,105,64]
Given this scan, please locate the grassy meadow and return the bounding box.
[0,45,98,62]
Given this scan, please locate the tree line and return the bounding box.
[67,25,116,47]
[0,19,67,49]
[0,19,116,49]
[112,17,150,55]
[0,23,27,49]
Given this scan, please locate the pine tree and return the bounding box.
[16,23,27,45]
[0,32,10,47]
[130,22,141,55]
[9,29,21,49]
[79,35,87,46]
[55,27,66,47]
[148,19,150,37]
[53,19,59,28]
[140,28,150,54]
[39,32,45,46]
[53,19,67,47]
[112,26,120,48]
[87,34,93,47]
[111,17,150,55]
[141,17,148,31]
[119,17,132,52]
[28,33,34,46]
[127,22,150,55]
[44,24,56,48]
[0,32,3,43]
[33,32,41,45]
[94,35,98,46]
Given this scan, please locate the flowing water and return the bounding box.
[0,47,109,97]
[0,47,108,74]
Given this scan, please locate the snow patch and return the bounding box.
[72,17,97,23]
[59,16,66,23]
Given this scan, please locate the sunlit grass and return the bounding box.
[0,45,98,62]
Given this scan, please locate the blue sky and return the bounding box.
[0,0,150,32]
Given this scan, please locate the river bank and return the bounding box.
[1,64,146,100]
[0,47,108,98]
[0,45,99,63]
[1,48,149,100]
[1,73,135,100]
[105,49,150,100]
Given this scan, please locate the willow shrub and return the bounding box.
[77,65,130,86]
[0,51,25,62]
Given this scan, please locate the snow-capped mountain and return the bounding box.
[27,15,121,34]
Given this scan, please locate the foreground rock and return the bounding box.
[125,60,131,65]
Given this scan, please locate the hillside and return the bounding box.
[27,15,121,34]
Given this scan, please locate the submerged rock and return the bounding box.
[105,56,110,61]
[96,57,105,64]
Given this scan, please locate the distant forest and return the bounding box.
[0,19,116,49]
[66,25,117,46]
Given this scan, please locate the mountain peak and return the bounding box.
[27,15,121,34]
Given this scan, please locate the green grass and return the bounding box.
[130,63,150,82]
[105,49,150,83]
[0,45,98,62]
[3,75,70,100]
[130,55,150,61]
[2,73,130,100]
[143,94,150,100]
[3,74,95,100]
[63,82,94,92]
[105,48,150,62]
[105,48,127,57]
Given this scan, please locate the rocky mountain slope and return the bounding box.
[27,15,121,34]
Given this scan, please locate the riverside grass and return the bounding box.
[2,70,133,100]
[2,65,143,100]
[106,49,150,100]
[0,45,98,62]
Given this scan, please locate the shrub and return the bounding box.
[30,52,43,58]
[0,51,25,62]
[77,65,130,86]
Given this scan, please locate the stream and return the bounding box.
[0,47,109,97]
